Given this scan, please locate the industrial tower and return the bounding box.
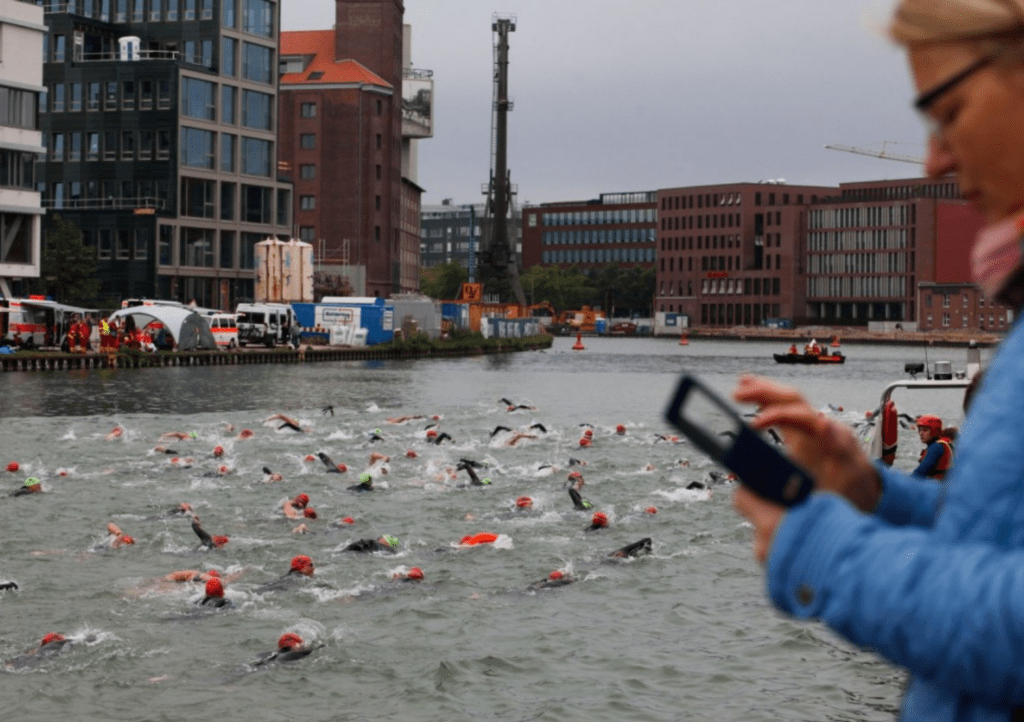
[479,14,527,305]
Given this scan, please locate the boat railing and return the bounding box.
[866,379,971,460]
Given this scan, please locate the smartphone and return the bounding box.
[664,374,813,507]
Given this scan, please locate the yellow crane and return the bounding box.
[825,142,923,165]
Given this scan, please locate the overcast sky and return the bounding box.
[282,0,925,207]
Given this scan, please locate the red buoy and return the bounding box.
[572,333,585,351]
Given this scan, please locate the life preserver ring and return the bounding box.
[881,399,898,466]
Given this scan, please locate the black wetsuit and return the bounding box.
[318,452,343,473]
[321,405,334,416]
[458,458,485,470]
[3,640,70,670]
[568,458,585,467]
[252,646,317,668]
[254,570,308,594]
[528,577,574,590]
[431,432,453,445]
[608,538,653,559]
[9,486,39,497]
[342,538,395,554]
[529,423,547,433]
[191,518,220,549]
[568,487,593,511]
[0,581,18,591]
[197,595,234,608]
[368,433,384,443]
[585,521,607,532]
[346,480,373,492]
[462,466,489,486]
[277,420,303,432]
[490,425,512,438]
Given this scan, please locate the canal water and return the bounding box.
[0,337,986,721]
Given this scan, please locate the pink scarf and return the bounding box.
[971,213,1024,300]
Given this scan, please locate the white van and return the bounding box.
[235,303,294,347]
[202,313,239,349]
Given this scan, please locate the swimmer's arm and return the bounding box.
[165,570,199,582]
[191,519,214,546]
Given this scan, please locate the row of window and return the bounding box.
[809,205,912,229]
[0,151,37,191]
[45,79,172,113]
[659,234,784,253]
[49,129,171,162]
[807,251,909,275]
[924,292,993,309]
[807,275,908,299]
[157,227,265,269]
[927,312,1006,328]
[36,0,273,37]
[807,228,911,252]
[47,178,170,208]
[0,88,39,130]
[180,127,271,176]
[177,178,287,226]
[81,227,150,261]
[540,207,656,227]
[662,213,747,232]
[661,191,812,212]
[541,248,655,264]
[181,78,272,129]
[701,303,782,326]
[541,228,656,246]
[697,277,781,296]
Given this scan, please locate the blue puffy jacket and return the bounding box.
[767,317,1024,722]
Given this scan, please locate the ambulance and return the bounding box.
[202,313,239,349]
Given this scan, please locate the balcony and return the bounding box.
[42,196,165,212]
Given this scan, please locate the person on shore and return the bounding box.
[10,476,42,496]
[733,27,1024,710]
[912,415,954,480]
[254,555,315,593]
[342,535,399,554]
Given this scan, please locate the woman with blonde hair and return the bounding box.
[733,1,1024,719]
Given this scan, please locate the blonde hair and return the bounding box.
[889,0,1024,44]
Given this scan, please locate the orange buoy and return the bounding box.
[881,399,898,466]
[459,532,499,546]
[679,331,689,346]
[831,335,841,348]
[572,333,585,351]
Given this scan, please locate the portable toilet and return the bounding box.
[118,36,141,60]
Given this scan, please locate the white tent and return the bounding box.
[108,306,217,351]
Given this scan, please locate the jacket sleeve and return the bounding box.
[767,493,1024,708]
[911,443,943,478]
[872,460,943,528]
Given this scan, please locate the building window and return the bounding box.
[942,293,950,308]
[122,80,135,111]
[165,0,177,20]
[135,228,150,260]
[942,312,950,327]
[54,35,65,62]
[140,80,153,110]
[300,164,315,179]
[117,229,131,259]
[150,0,162,20]
[241,184,272,223]
[242,42,273,84]
[158,80,172,109]
[121,130,134,159]
[103,130,116,160]
[242,90,272,129]
[222,37,237,76]
[139,129,153,160]
[242,0,274,38]
[98,229,112,259]
[185,0,195,20]
[69,83,82,111]
[241,137,271,176]
[86,132,100,161]
[220,230,235,268]
[87,82,100,111]
[180,177,215,218]
[51,133,64,161]
[300,102,316,118]
[182,78,216,120]
[299,226,315,242]
[221,85,236,124]
[53,84,65,112]
[104,81,117,110]
[180,127,215,169]
[181,227,215,267]
[157,129,171,160]
[220,182,236,220]
[220,133,236,172]
[300,195,315,210]
[201,0,212,19]
[222,0,236,27]
[300,133,316,149]
[376,133,382,149]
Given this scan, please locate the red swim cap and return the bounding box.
[278,632,303,650]
[584,429,593,438]
[295,493,310,507]
[212,535,229,547]
[405,450,417,458]
[213,446,224,457]
[407,567,424,580]
[6,461,18,472]
[336,463,347,473]
[41,633,65,646]
[426,429,438,438]
[515,496,533,508]
[304,454,315,462]
[579,438,591,447]
[645,506,658,515]
[207,569,221,578]
[303,508,318,519]
[218,465,229,475]
[121,535,135,545]
[205,578,224,597]
[239,429,253,438]
[340,516,355,525]
[548,570,564,581]
[506,405,515,411]
[616,425,626,434]
[290,555,313,572]
[592,512,609,527]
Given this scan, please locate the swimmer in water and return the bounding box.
[392,567,424,582]
[368,451,390,466]
[191,516,229,549]
[528,570,574,590]
[265,413,306,433]
[236,428,254,440]
[196,577,234,608]
[321,405,334,417]
[254,555,315,593]
[282,493,310,519]
[105,522,135,548]
[368,428,385,443]
[212,445,224,458]
[143,502,192,521]
[567,485,593,511]
[0,580,18,591]
[251,633,318,668]
[262,466,283,483]
[317,451,346,473]
[10,476,42,496]
[342,535,399,554]
[386,415,424,424]
[585,511,609,532]
[152,445,178,454]
[163,568,222,584]
[616,424,627,435]
[568,457,587,467]
[347,472,374,492]
[3,632,74,670]
[458,464,491,487]
[607,537,653,559]
[160,431,197,441]
[105,426,124,440]
[430,431,454,445]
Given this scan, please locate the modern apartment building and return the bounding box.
[520,191,657,272]
[0,0,46,298]
[37,0,292,308]
[279,0,430,298]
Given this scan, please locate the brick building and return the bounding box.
[279,0,430,298]
[654,182,834,326]
[918,283,1012,331]
[520,191,657,270]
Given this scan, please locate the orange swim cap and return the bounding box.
[407,567,424,580]
[548,570,564,581]
[645,506,658,515]
[205,578,224,597]
[278,632,303,650]
[303,507,318,519]
[405,450,417,458]
[40,633,65,646]
[591,512,609,527]
[461,532,498,546]
[515,496,533,508]
[426,429,438,438]
[290,554,313,572]
[304,454,315,462]
[295,493,310,507]
[212,535,229,547]
[579,438,591,447]
[6,461,18,472]
[336,463,347,472]
[121,535,135,545]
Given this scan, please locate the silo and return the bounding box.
[283,239,314,302]
[255,237,285,303]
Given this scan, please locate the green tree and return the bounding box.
[38,215,100,306]
[419,261,468,300]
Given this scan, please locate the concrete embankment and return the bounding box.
[0,335,554,373]
[677,326,1003,348]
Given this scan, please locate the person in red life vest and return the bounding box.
[788,344,798,355]
[912,415,954,480]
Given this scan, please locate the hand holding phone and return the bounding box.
[664,375,813,507]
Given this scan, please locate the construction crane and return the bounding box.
[825,142,923,165]
[478,14,527,306]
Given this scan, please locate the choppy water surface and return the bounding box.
[0,337,986,721]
